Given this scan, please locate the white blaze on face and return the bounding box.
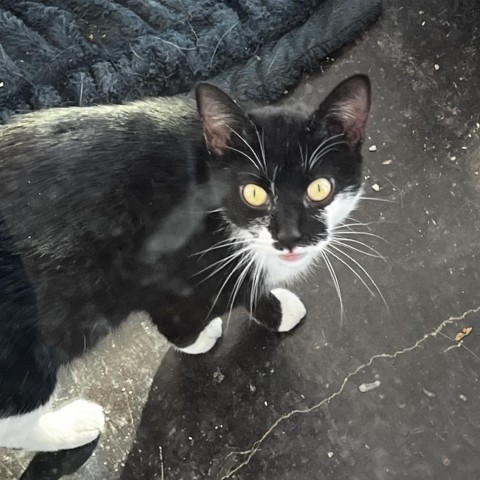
[232,225,320,289]
[231,187,362,289]
[324,187,362,230]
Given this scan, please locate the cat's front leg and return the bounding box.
[141,293,223,355]
[174,316,223,354]
[250,288,306,332]
[149,312,223,355]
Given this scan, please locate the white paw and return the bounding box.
[176,317,223,354]
[271,289,306,332]
[38,400,105,450]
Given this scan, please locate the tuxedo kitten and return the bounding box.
[0,75,371,451]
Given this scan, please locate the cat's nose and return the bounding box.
[276,226,302,251]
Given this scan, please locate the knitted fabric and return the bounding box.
[0,0,382,121]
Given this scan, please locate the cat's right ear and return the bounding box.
[196,83,250,156]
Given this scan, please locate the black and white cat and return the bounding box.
[0,75,370,451]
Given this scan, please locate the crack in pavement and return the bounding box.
[219,305,480,479]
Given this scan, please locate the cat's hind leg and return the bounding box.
[0,341,105,452]
[250,288,306,332]
[0,340,104,451]
[0,399,104,452]
[0,211,105,452]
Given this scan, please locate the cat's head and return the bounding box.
[196,75,371,287]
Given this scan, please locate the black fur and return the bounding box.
[0,213,57,417]
[0,75,369,417]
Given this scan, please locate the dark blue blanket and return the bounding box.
[0,0,382,121]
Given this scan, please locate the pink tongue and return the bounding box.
[280,252,303,262]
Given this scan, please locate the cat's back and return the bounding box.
[0,95,204,262]
[0,95,200,173]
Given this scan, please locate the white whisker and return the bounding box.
[330,239,386,261]
[308,133,344,165]
[194,247,250,281]
[271,165,280,196]
[182,207,226,214]
[323,245,375,297]
[253,125,268,176]
[225,145,263,174]
[227,126,266,175]
[331,221,379,230]
[359,196,398,203]
[321,250,344,322]
[207,253,251,323]
[328,244,387,306]
[299,142,308,172]
[309,141,347,169]
[249,254,264,318]
[331,230,388,243]
[331,237,386,259]
[225,254,256,332]
[190,238,250,258]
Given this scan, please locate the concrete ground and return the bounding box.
[1,0,480,478]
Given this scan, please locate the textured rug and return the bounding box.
[0,0,382,122]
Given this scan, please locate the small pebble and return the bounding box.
[213,368,225,384]
[434,64,440,70]
[327,452,334,458]
[359,380,381,392]
[422,388,436,398]
[450,156,456,161]
[368,145,377,152]
[372,183,380,192]
[382,159,392,165]
[459,394,467,401]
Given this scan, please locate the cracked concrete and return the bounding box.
[220,306,480,479]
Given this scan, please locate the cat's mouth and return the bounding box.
[278,251,306,262]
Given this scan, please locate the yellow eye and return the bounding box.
[241,184,269,207]
[306,178,333,202]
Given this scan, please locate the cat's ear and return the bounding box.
[196,83,251,156]
[311,75,371,149]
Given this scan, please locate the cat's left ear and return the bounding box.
[311,74,371,149]
[196,83,251,156]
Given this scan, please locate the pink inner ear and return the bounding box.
[332,97,368,147]
[345,126,364,146]
[342,116,367,146]
[197,83,250,156]
[202,112,233,155]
